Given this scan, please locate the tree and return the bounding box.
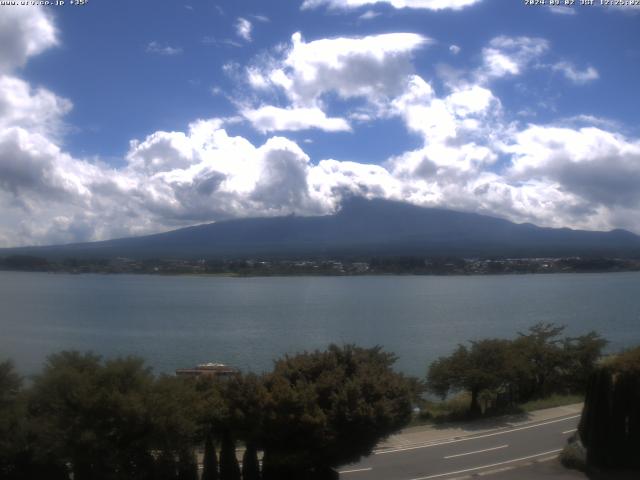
[241,443,260,480]
[147,375,202,480]
[221,373,268,480]
[261,344,413,477]
[28,352,158,480]
[579,346,640,470]
[219,429,241,480]
[513,323,566,399]
[561,331,608,394]
[201,432,219,480]
[426,339,512,416]
[0,360,29,479]
[177,449,199,480]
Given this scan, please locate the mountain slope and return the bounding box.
[3,198,640,260]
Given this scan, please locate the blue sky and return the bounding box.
[1,0,639,246]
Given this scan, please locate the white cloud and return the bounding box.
[505,125,640,208]
[549,6,577,15]
[449,44,461,55]
[3,11,640,247]
[235,17,253,42]
[308,159,402,211]
[242,106,351,133]
[246,31,430,108]
[146,41,183,56]
[358,10,380,20]
[0,76,72,138]
[551,61,599,84]
[0,8,57,74]
[391,75,500,143]
[302,0,482,11]
[477,36,549,81]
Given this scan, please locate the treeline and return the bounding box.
[0,324,617,479]
[0,345,415,480]
[427,323,608,416]
[2,254,640,276]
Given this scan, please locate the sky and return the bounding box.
[0,0,639,247]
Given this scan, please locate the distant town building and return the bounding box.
[175,362,239,378]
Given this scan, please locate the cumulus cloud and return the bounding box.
[506,126,640,208]
[477,36,549,81]
[551,61,599,84]
[0,76,72,138]
[2,12,640,247]
[242,106,352,133]
[0,8,57,74]
[301,0,483,11]
[244,31,429,109]
[237,31,430,135]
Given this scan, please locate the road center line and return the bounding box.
[562,428,577,434]
[444,444,508,459]
[339,467,373,474]
[409,448,563,480]
[375,415,580,455]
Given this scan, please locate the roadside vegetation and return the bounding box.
[0,345,416,480]
[562,345,640,473]
[0,323,627,479]
[423,323,606,421]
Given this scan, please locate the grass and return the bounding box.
[409,392,583,427]
[519,394,583,412]
[410,392,474,426]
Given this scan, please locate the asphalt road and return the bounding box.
[339,414,581,480]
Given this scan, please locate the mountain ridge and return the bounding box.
[2,198,640,260]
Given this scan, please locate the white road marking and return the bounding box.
[339,467,373,474]
[562,428,577,434]
[444,444,508,459]
[375,415,580,455]
[409,448,563,480]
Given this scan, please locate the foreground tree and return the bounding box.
[201,432,219,480]
[512,323,567,399]
[29,352,159,480]
[222,373,268,480]
[427,339,512,416]
[0,361,28,479]
[219,429,241,480]
[579,346,640,470]
[261,344,413,478]
[561,331,608,394]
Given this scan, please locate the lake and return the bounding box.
[1,271,639,377]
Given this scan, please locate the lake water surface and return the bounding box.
[1,271,639,377]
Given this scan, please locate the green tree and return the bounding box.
[147,375,202,480]
[241,443,260,480]
[219,429,241,480]
[261,344,413,478]
[426,339,512,416]
[221,373,268,480]
[0,360,30,479]
[201,432,219,480]
[579,346,640,470]
[561,331,608,394]
[177,449,199,480]
[512,323,566,399]
[28,352,157,480]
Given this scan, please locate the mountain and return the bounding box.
[3,198,640,260]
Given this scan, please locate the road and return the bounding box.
[339,414,580,480]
